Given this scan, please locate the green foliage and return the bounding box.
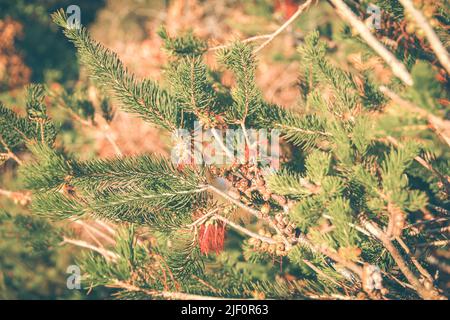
[408,61,449,116]
[0,84,56,153]
[218,42,262,122]
[52,10,185,131]
[158,26,207,58]
[167,56,219,120]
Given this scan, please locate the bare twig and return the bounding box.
[395,237,434,283]
[187,208,221,229]
[399,0,450,75]
[405,216,450,229]
[322,214,372,237]
[208,35,271,51]
[297,234,364,279]
[109,280,235,300]
[416,239,450,248]
[361,219,444,299]
[73,219,116,245]
[384,136,450,189]
[380,85,450,148]
[61,237,119,261]
[0,136,23,165]
[302,258,342,287]
[56,101,123,156]
[207,184,292,248]
[212,214,277,244]
[329,0,413,86]
[94,219,117,235]
[254,0,314,53]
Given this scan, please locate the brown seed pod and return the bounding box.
[261,202,271,215]
[268,244,277,254]
[271,194,287,206]
[262,192,272,201]
[256,177,265,187]
[277,221,287,229]
[209,166,219,176]
[285,225,294,235]
[237,178,250,190]
[228,187,241,200]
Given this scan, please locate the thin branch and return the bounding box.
[212,214,277,244]
[208,35,272,51]
[101,123,123,157]
[207,184,292,248]
[361,219,444,299]
[322,214,372,237]
[73,219,116,245]
[0,136,23,165]
[395,237,434,283]
[109,280,235,300]
[416,239,450,248]
[380,85,450,148]
[187,208,221,228]
[302,258,342,287]
[94,219,117,235]
[384,136,450,188]
[296,234,364,278]
[56,101,123,156]
[399,0,450,75]
[61,237,119,262]
[329,0,413,86]
[405,216,450,229]
[254,0,314,53]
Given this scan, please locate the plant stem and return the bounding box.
[329,0,413,86]
[399,0,450,75]
[254,0,314,53]
[361,220,445,299]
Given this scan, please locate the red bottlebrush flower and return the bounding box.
[274,0,301,20]
[198,220,226,255]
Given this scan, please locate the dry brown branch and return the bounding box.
[73,219,116,245]
[329,0,413,86]
[297,234,364,279]
[395,237,434,283]
[361,219,445,299]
